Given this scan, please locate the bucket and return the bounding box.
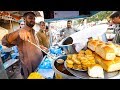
[59,37,78,54]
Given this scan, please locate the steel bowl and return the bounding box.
[59,37,77,54]
[59,44,78,54]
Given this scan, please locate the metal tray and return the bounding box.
[64,60,120,79]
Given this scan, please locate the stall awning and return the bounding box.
[45,15,89,22]
[0,11,21,22]
[45,11,100,22]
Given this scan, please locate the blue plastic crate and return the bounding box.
[0,45,2,51]
[38,56,53,69]
[37,69,54,79]
[1,52,11,63]
[49,47,62,55]
[12,46,18,53]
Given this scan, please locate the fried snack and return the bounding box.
[80,55,96,70]
[92,52,96,57]
[78,56,86,61]
[72,64,82,70]
[85,49,93,55]
[73,59,81,64]
[89,60,96,64]
[67,54,72,60]
[72,54,77,60]
[82,66,88,71]
[66,64,73,68]
[81,61,88,65]
[77,55,83,61]
[72,64,78,70]
[77,64,82,70]
[66,59,74,65]
[77,53,85,57]
[78,50,85,54]
[66,49,97,71]
[80,57,88,62]
[85,55,94,59]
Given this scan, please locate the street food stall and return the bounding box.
[32,22,120,79]
[48,33,120,79]
[26,11,120,79]
[1,11,119,79]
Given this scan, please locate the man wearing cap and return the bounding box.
[19,21,25,29]
[2,12,43,79]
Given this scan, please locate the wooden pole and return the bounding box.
[9,19,13,32]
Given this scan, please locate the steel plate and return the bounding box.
[64,60,120,79]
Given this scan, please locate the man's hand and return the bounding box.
[19,29,31,41]
[40,45,49,52]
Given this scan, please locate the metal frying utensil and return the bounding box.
[27,40,56,60]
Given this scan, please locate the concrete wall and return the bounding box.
[0,21,10,32]
[0,26,8,42]
[0,20,19,43]
[33,24,40,33]
[54,11,79,18]
[0,20,19,33]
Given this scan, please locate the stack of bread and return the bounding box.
[88,64,104,78]
[87,39,120,72]
[65,39,120,78]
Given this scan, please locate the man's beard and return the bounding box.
[26,21,35,28]
[67,26,71,28]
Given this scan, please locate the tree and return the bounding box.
[74,11,113,25]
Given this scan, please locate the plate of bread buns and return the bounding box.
[64,39,120,79]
